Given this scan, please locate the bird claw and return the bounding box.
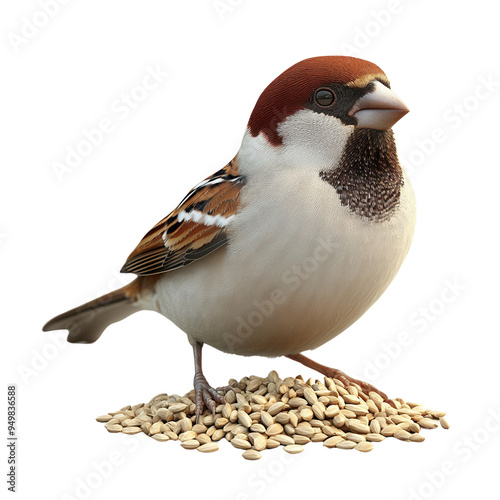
[286,353,395,408]
[325,369,392,405]
[193,375,229,423]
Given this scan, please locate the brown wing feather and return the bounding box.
[121,158,245,276]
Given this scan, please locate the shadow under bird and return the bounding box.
[44,56,415,418]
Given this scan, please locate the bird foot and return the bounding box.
[193,375,233,422]
[322,368,396,408]
[286,353,396,408]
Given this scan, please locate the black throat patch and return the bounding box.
[319,129,404,222]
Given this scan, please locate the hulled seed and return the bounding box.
[97,372,447,459]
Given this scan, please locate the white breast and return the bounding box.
[152,129,416,357]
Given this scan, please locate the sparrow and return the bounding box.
[43,56,415,418]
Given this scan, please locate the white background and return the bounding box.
[1,1,499,499]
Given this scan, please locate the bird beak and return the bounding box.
[348,80,409,131]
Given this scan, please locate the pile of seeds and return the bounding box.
[96,371,448,459]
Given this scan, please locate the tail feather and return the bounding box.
[43,281,143,344]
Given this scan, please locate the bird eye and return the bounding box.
[315,88,335,106]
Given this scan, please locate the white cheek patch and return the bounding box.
[177,210,235,228]
[278,110,352,148]
[272,109,354,173]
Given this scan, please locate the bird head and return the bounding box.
[243,56,408,170]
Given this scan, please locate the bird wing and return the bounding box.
[120,158,245,276]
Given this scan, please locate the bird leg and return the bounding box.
[287,353,394,405]
[193,341,232,422]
